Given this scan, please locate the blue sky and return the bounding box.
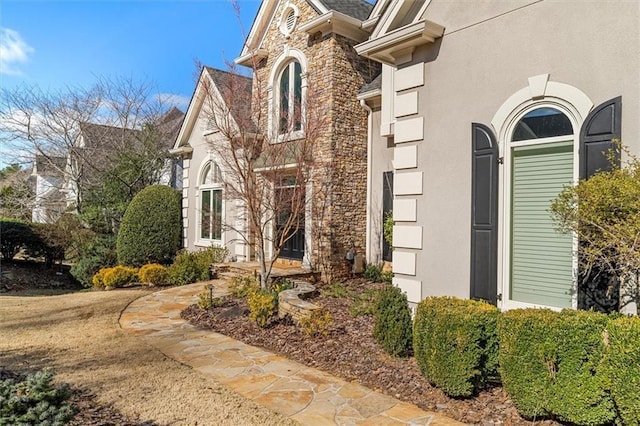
[0,0,262,109]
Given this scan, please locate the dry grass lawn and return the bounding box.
[0,288,296,426]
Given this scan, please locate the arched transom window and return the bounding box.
[200,160,222,241]
[278,60,302,134]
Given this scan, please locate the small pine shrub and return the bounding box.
[247,290,277,327]
[138,263,168,286]
[299,308,333,336]
[102,265,139,289]
[230,275,260,298]
[166,251,210,286]
[117,185,181,267]
[0,370,75,425]
[373,285,412,357]
[350,288,379,317]
[498,309,614,424]
[380,270,393,284]
[414,297,499,397]
[604,316,640,425]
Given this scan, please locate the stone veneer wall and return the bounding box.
[251,0,379,278]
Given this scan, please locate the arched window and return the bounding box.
[199,160,222,241]
[278,60,302,134]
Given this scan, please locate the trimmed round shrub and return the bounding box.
[138,263,168,286]
[373,285,412,357]
[92,267,111,289]
[116,185,181,267]
[166,250,210,286]
[602,316,640,425]
[414,297,499,397]
[498,309,614,424]
[101,265,138,289]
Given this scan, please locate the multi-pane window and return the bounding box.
[279,61,302,134]
[200,161,222,240]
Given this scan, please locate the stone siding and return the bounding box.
[251,0,379,278]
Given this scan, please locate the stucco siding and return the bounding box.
[400,0,639,300]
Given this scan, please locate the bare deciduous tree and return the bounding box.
[0,77,181,228]
[196,59,329,289]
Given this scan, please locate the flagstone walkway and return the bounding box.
[119,281,464,425]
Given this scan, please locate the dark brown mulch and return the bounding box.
[1,368,153,426]
[182,279,559,426]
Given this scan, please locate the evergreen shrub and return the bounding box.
[603,316,640,425]
[166,250,210,286]
[95,265,139,289]
[373,285,412,357]
[138,263,168,286]
[70,234,117,288]
[0,218,34,260]
[413,297,499,397]
[0,370,74,425]
[247,290,277,327]
[116,185,181,267]
[498,309,615,424]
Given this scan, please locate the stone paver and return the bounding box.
[119,281,464,426]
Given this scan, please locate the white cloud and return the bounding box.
[0,28,34,75]
[155,93,190,110]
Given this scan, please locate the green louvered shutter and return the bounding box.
[511,141,573,308]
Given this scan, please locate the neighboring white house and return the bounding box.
[31,108,185,223]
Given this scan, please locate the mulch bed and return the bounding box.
[182,279,558,425]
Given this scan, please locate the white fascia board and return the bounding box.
[173,69,209,150]
[238,0,278,59]
[299,11,370,42]
[356,88,382,102]
[235,49,269,67]
[355,19,444,66]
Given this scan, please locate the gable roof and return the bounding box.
[173,66,256,152]
[237,0,374,65]
[33,155,66,177]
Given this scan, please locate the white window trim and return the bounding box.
[267,49,308,142]
[279,2,300,38]
[492,76,593,312]
[195,157,224,247]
